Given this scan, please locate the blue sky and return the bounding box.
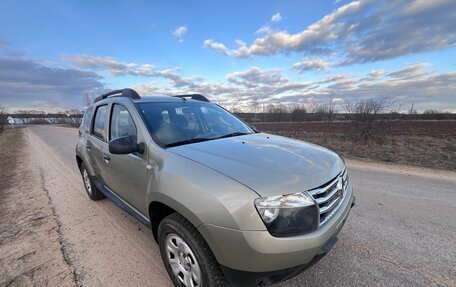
[0,0,455,112]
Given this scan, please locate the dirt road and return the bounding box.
[3,125,456,286]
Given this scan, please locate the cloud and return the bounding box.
[226,67,288,87]
[359,69,387,81]
[204,39,230,55]
[153,68,203,89]
[386,63,431,79]
[133,63,456,112]
[62,55,154,76]
[291,59,330,73]
[0,56,103,110]
[271,13,282,22]
[173,26,188,43]
[204,0,456,63]
[135,66,313,109]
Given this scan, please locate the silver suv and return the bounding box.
[76,89,355,287]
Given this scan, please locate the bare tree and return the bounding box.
[210,93,243,113]
[306,96,337,122]
[344,96,392,143]
[290,104,307,122]
[250,95,259,121]
[83,92,96,107]
[408,103,417,115]
[0,104,7,133]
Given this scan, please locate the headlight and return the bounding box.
[254,192,319,237]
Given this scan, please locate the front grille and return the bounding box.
[308,169,348,226]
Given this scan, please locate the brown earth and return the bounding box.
[255,121,456,171]
[0,128,75,287]
[255,120,456,137]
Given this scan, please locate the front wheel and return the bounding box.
[158,213,229,287]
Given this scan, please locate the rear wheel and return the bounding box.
[80,162,105,201]
[158,213,229,287]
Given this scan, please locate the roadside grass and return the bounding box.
[0,128,23,192]
[270,131,456,171]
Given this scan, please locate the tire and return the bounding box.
[158,213,229,287]
[79,162,105,201]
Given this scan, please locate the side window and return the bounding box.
[110,104,137,140]
[92,105,107,140]
[82,107,94,132]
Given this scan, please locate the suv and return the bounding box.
[76,88,355,287]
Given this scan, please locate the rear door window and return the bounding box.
[92,105,108,141]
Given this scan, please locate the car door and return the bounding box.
[86,104,109,184]
[103,103,149,215]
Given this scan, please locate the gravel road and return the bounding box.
[25,125,456,287]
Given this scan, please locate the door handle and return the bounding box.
[103,154,111,163]
[86,144,91,151]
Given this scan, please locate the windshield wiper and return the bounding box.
[216,132,251,139]
[165,137,214,148]
[165,132,251,148]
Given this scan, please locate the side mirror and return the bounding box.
[109,136,145,154]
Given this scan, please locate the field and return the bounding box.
[255,120,456,171]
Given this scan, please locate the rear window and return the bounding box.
[92,105,107,140]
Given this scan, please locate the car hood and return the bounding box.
[169,133,345,197]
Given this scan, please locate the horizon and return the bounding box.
[0,0,455,113]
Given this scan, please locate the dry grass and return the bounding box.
[0,127,23,191]
[271,131,456,171]
[0,128,75,286]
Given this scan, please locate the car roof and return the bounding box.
[134,95,199,103]
[93,89,211,105]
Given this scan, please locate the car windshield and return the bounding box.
[137,101,254,147]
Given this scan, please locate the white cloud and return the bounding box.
[271,13,282,22]
[173,26,188,43]
[386,63,431,79]
[291,59,331,73]
[132,63,456,112]
[226,67,288,87]
[204,39,229,55]
[62,55,154,76]
[204,0,456,64]
[153,68,203,88]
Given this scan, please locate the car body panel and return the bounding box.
[147,149,265,231]
[102,101,150,215]
[86,134,108,180]
[169,133,345,197]
[198,185,353,272]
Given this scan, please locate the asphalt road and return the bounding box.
[28,125,456,287]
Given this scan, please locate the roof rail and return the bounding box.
[94,88,141,103]
[173,94,210,102]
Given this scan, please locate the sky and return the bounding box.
[0,0,455,112]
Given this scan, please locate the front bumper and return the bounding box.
[220,234,338,286]
[197,186,354,279]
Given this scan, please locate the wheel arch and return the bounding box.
[148,195,203,243]
[75,155,83,170]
